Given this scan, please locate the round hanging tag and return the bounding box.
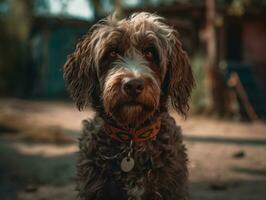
[120,157,135,172]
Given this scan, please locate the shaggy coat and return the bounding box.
[64,12,194,200]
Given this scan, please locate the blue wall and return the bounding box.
[31,24,88,98]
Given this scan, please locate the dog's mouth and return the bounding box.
[110,100,156,119]
[109,100,156,127]
[115,101,154,112]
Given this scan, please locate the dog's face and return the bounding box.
[64,12,194,127]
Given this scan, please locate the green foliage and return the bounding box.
[190,52,208,114]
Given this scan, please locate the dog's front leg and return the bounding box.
[142,166,188,200]
[76,156,107,200]
[76,131,108,200]
[125,177,145,200]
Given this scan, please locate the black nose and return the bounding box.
[123,78,144,96]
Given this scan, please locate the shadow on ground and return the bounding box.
[0,138,77,200]
[184,135,266,146]
[190,179,266,200]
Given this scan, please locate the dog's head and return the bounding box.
[64,12,194,127]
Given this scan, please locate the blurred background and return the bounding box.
[0,0,265,199]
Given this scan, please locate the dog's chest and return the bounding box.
[98,142,162,199]
[80,115,180,199]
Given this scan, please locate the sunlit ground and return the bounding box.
[0,98,265,200]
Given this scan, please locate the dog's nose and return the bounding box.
[123,78,144,96]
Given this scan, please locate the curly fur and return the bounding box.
[63,12,194,200]
[77,113,188,200]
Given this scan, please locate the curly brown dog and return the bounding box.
[64,12,194,200]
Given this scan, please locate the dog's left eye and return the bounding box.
[109,49,120,58]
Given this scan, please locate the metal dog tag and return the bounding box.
[121,157,135,172]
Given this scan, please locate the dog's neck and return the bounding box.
[100,109,162,129]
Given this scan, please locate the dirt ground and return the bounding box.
[0,98,266,200]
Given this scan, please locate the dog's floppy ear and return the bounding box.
[63,31,97,110]
[167,30,194,116]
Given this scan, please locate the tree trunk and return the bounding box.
[0,0,33,96]
[204,0,228,116]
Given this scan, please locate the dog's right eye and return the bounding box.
[110,51,117,57]
[109,49,119,58]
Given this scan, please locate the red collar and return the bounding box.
[104,118,161,142]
